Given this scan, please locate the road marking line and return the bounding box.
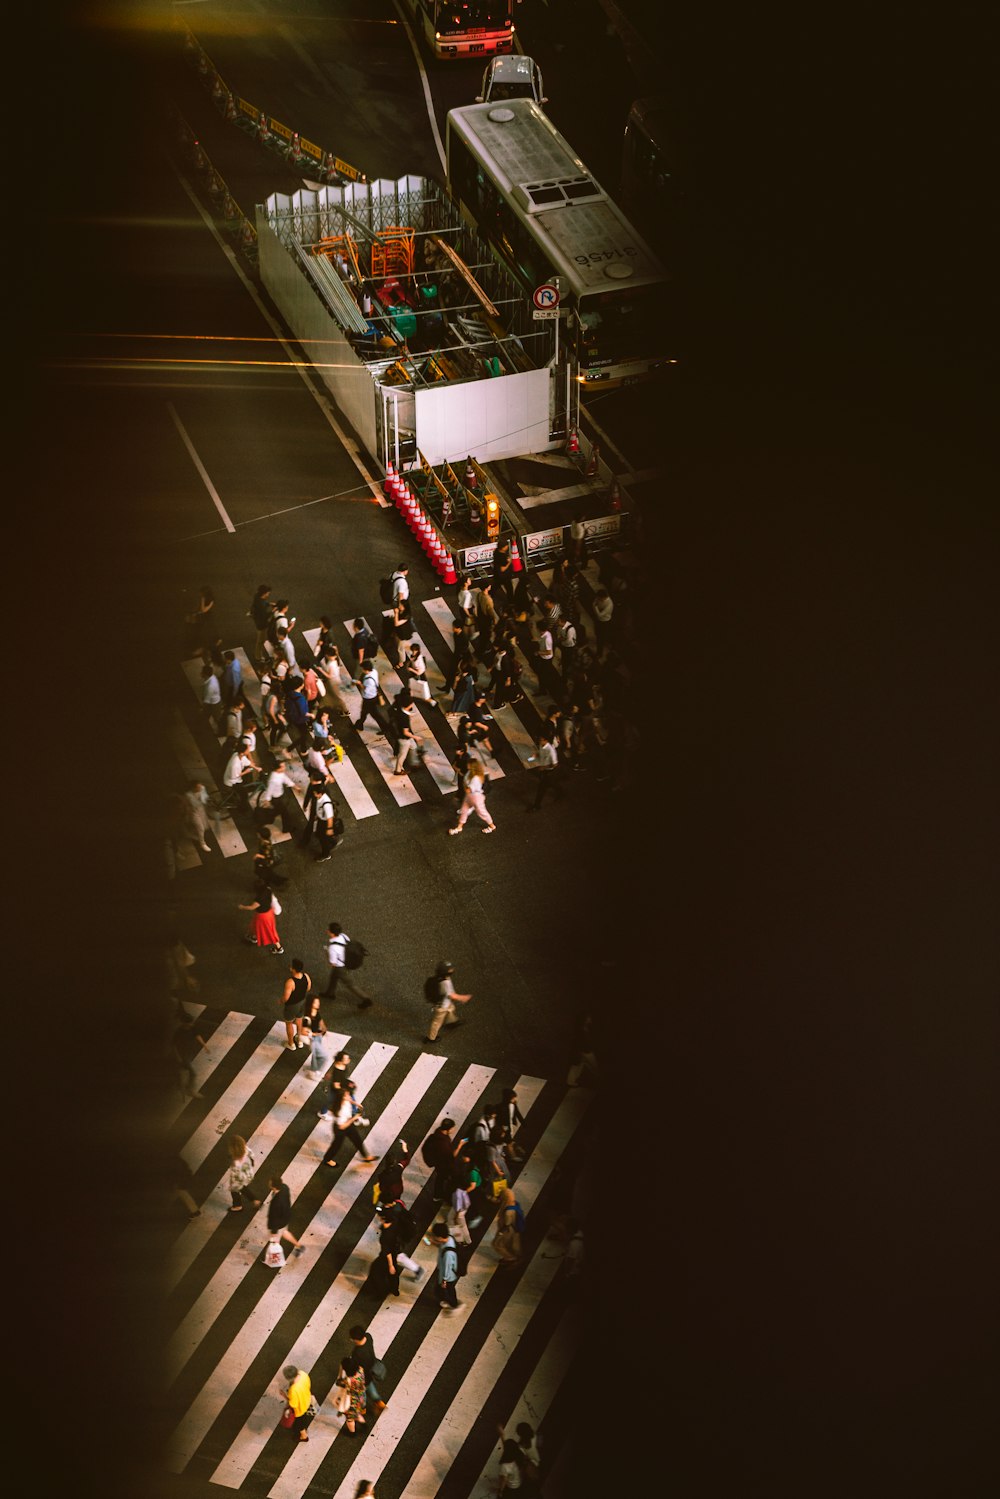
[167,401,236,533]
[409,1257,580,1496]
[391,0,447,175]
[333,1085,593,1499]
[165,1011,256,1130]
[166,1043,400,1399]
[168,160,389,509]
[169,710,247,858]
[170,1029,353,1295]
[210,1060,499,1490]
[265,1074,548,1498]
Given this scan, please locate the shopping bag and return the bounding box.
[280,1404,295,1428]
[265,1238,286,1269]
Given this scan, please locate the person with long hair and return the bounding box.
[238,880,284,954]
[448,758,496,835]
[227,1135,260,1213]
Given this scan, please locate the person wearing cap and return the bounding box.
[425,961,472,1043]
[282,1364,313,1442]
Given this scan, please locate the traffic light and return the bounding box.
[485,495,500,539]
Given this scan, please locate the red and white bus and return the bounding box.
[403,0,516,61]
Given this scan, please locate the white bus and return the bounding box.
[446,99,672,388]
[402,0,515,61]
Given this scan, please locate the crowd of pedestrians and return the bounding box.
[165,545,615,1482]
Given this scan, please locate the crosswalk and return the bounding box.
[165,1007,593,1497]
[172,560,626,864]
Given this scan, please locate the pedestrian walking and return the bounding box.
[249,584,274,666]
[283,676,312,751]
[556,614,578,677]
[592,586,614,647]
[496,1437,530,1493]
[172,1013,207,1100]
[389,595,416,667]
[492,1186,524,1266]
[266,1176,305,1255]
[174,1155,200,1220]
[313,784,343,862]
[379,566,410,647]
[280,959,311,1051]
[260,756,298,835]
[223,738,259,811]
[253,827,288,891]
[448,758,496,835]
[424,960,472,1042]
[323,922,374,1007]
[239,880,284,955]
[447,1180,473,1245]
[227,1135,261,1213]
[200,661,221,729]
[391,694,420,775]
[455,1145,486,1230]
[401,642,434,705]
[334,1354,367,1436]
[525,731,562,811]
[496,1422,542,1494]
[345,1326,391,1413]
[498,1086,526,1158]
[421,1117,468,1202]
[375,1203,424,1294]
[492,537,514,604]
[322,1078,377,1167]
[349,615,379,667]
[430,1222,461,1309]
[316,1049,351,1120]
[372,1142,410,1214]
[220,648,243,709]
[353,1482,376,1498]
[181,781,212,853]
[451,660,478,715]
[305,1007,337,1079]
[354,659,385,732]
[281,1364,314,1443]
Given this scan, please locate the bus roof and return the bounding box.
[447,100,667,295]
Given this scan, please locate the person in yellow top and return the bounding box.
[282,1364,313,1442]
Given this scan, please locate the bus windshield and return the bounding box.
[436,0,510,35]
[577,285,670,366]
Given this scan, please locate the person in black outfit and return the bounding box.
[374,1142,410,1214]
[267,1175,304,1255]
[322,1079,377,1167]
[423,1119,467,1203]
[349,616,378,667]
[345,1326,387,1411]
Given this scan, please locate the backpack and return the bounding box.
[421,1133,447,1168]
[453,1242,472,1278]
[423,975,440,1005]
[344,939,367,970]
[378,577,394,606]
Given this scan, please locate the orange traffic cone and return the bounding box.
[464,458,477,490]
[585,442,601,479]
[384,460,396,497]
[510,537,524,573]
[609,479,622,512]
[442,553,457,585]
[566,428,580,457]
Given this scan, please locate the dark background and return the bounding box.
[18,2,997,1495]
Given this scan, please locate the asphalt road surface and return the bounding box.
[19,7,996,1499]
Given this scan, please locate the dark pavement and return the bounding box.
[17,4,997,1498]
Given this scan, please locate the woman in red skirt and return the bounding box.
[239,880,284,954]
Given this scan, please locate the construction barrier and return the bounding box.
[179,21,365,184]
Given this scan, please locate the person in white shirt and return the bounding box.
[353,659,384,732]
[526,732,561,811]
[533,623,559,698]
[323,922,373,1007]
[448,759,496,835]
[556,616,578,675]
[182,781,211,853]
[274,626,298,674]
[322,1077,377,1167]
[380,566,410,646]
[313,786,340,862]
[262,757,298,834]
[223,741,257,807]
[201,663,221,729]
[592,586,614,648]
[402,644,433,703]
[456,575,475,624]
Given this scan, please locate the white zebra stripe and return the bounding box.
[167,1042,399,1387]
[169,1028,352,1293]
[166,1045,439,1471]
[165,1010,255,1129]
[272,1076,559,1499]
[409,1261,581,1496]
[210,1060,499,1490]
[169,709,247,858]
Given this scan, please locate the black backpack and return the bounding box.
[379,577,394,606]
[423,975,440,1004]
[344,939,367,970]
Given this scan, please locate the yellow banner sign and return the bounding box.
[269,117,293,143]
[300,137,323,161]
[237,98,258,122]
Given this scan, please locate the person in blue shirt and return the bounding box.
[283,678,312,751]
[220,649,243,708]
[430,1221,460,1308]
